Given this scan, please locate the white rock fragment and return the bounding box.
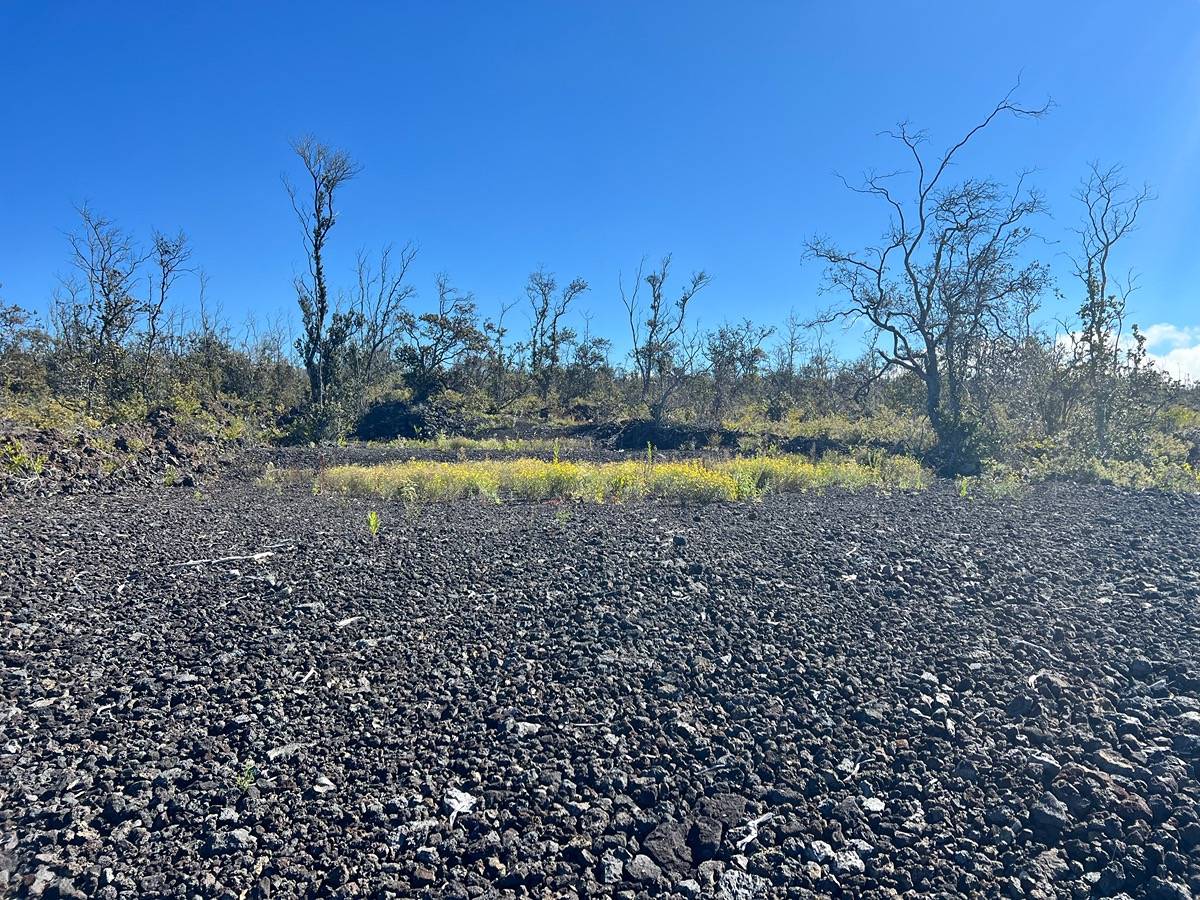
[505,719,541,738]
[445,787,477,826]
[834,849,865,875]
[267,743,303,762]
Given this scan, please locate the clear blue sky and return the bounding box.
[2,1,1199,376]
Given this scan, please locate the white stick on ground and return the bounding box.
[736,813,776,850]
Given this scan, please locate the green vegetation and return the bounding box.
[366,509,381,537]
[2,102,1198,492]
[1022,442,1200,493]
[0,395,103,432]
[319,453,929,504]
[0,438,46,476]
[257,462,288,494]
[235,761,257,792]
[957,472,1027,501]
[729,408,937,454]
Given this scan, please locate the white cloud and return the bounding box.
[1143,322,1200,383]
[1049,321,1200,383]
[1141,322,1200,349]
[1147,344,1200,383]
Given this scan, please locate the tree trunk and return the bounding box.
[924,352,943,440]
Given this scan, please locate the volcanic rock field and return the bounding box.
[2,454,1199,899]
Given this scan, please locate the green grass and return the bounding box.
[317,452,929,504]
[0,438,47,476]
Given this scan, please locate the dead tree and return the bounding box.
[806,86,1051,471]
[348,242,417,394]
[285,136,361,406]
[620,254,710,422]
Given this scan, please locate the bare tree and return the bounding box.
[806,86,1051,471]
[346,242,417,394]
[285,136,362,406]
[1068,162,1154,454]
[525,268,588,405]
[57,205,150,409]
[620,254,710,421]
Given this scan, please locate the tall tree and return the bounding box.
[285,136,361,406]
[806,87,1051,471]
[1069,162,1154,454]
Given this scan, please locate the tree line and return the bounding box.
[1,88,1194,473]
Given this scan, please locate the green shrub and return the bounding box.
[0,438,46,476]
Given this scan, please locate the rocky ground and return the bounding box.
[2,410,239,497]
[1,453,1199,899]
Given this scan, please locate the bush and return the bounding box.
[1022,430,1200,493]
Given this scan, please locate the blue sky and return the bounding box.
[2,1,1199,376]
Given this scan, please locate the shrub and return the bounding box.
[1024,431,1200,493]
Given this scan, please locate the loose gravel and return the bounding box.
[2,463,1198,899]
